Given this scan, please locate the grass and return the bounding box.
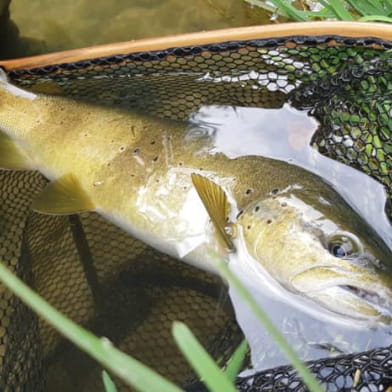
[0,256,323,392]
[243,0,392,23]
[212,253,324,392]
[3,2,388,390]
[102,371,118,392]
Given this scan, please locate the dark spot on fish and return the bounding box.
[183,186,188,190]
[153,156,159,162]
[255,205,260,212]
[119,146,125,152]
[225,217,229,222]
[281,202,287,207]
[133,148,140,153]
[131,174,135,177]
[151,141,156,145]
[271,188,279,195]
[247,225,251,230]
[179,162,183,166]
[245,188,252,195]
[156,179,160,183]
[107,163,111,167]
[199,168,203,171]
[111,139,114,143]
[266,219,272,224]
[236,210,243,219]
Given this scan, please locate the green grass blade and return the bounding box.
[172,322,238,392]
[211,254,324,392]
[102,371,118,392]
[224,339,248,383]
[319,0,356,20]
[0,261,182,392]
[263,0,309,21]
[302,9,337,18]
[345,0,384,16]
[359,14,392,22]
[244,0,392,21]
[365,0,392,14]
[382,0,392,15]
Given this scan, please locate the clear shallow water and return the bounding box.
[8,0,264,55]
[189,103,392,371]
[3,0,392,382]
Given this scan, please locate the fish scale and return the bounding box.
[0,71,391,327]
[0,28,392,391]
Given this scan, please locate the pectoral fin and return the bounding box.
[191,173,234,251]
[0,132,32,170]
[32,174,94,215]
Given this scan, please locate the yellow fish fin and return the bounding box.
[191,173,234,251]
[31,174,94,215]
[0,132,32,170]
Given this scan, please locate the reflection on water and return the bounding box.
[191,104,391,247]
[8,0,265,55]
[1,4,391,385]
[189,104,392,370]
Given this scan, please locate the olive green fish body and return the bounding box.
[1,71,391,325]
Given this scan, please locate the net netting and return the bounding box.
[0,33,391,391]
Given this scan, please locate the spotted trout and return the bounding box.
[0,70,391,325]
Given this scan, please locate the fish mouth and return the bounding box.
[340,285,384,306]
[338,284,392,322]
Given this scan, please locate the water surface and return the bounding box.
[9,0,265,55]
[189,103,392,370]
[2,1,391,386]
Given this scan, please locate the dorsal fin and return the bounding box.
[191,173,234,251]
[31,174,94,215]
[0,132,32,170]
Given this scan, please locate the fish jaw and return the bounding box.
[238,195,392,325]
[291,264,392,325]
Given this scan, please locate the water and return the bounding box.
[189,103,392,371]
[6,0,265,56]
[1,2,391,388]
[190,104,392,247]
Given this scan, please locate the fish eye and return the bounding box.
[330,244,346,258]
[327,234,360,259]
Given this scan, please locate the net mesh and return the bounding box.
[0,34,391,391]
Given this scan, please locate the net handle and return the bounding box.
[1,21,392,71]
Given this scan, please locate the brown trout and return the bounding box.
[0,69,391,325]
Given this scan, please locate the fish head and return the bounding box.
[237,190,392,325]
